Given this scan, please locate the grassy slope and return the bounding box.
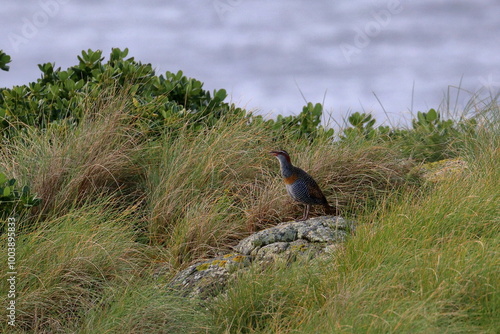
[0,95,498,333]
[211,108,500,333]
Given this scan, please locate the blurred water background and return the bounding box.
[1,0,499,125]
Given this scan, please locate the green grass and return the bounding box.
[143,118,277,266]
[0,91,498,333]
[209,103,500,333]
[1,95,143,221]
[0,201,210,333]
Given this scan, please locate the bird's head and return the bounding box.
[270,150,291,164]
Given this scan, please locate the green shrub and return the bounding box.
[0,50,11,72]
[0,171,40,220]
[340,109,480,162]
[273,102,334,141]
[250,102,334,142]
[400,108,469,161]
[341,111,392,141]
[0,48,243,137]
[0,48,338,145]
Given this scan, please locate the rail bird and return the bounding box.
[270,150,336,220]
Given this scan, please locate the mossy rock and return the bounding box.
[419,158,468,182]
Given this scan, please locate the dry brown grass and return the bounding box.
[143,119,417,268]
[144,118,277,266]
[1,203,149,333]
[1,96,143,220]
[1,92,418,271]
[311,144,416,213]
[258,143,417,221]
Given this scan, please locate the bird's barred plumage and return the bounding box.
[270,150,336,220]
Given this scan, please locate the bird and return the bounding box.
[270,150,336,221]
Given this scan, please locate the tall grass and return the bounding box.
[0,200,212,333]
[0,94,143,221]
[144,118,277,266]
[80,281,210,334]
[209,103,499,333]
[0,202,143,332]
[141,116,415,268]
[2,89,494,332]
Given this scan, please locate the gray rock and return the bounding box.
[168,216,355,299]
[169,253,251,299]
[235,216,354,256]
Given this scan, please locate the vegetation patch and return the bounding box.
[0,48,498,333]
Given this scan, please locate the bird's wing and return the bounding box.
[303,173,328,204]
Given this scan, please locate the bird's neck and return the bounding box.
[277,156,294,178]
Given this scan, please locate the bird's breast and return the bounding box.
[283,174,299,185]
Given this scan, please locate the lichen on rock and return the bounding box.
[419,158,468,182]
[167,216,355,299]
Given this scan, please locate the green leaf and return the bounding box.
[0,172,7,184]
[426,109,438,122]
[214,89,227,101]
[312,103,323,116]
[0,50,12,72]
[58,71,69,81]
[417,111,426,124]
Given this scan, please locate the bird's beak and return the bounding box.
[269,150,279,156]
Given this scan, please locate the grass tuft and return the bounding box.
[1,94,143,221]
[1,87,497,333]
[0,202,148,332]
